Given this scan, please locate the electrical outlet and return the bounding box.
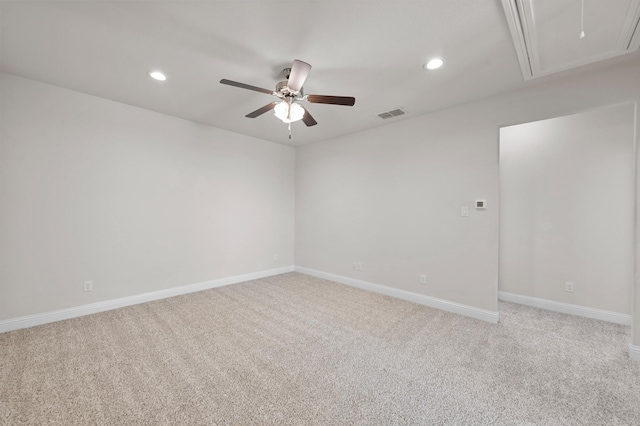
[352,262,358,270]
[565,281,574,293]
[420,274,427,284]
[356,262,363,271]
[83,280,93,292]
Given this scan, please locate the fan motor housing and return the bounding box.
[276,80,302,97]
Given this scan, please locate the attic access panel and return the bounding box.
[502,0,640,79]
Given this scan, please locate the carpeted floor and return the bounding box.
[1,272,639,425]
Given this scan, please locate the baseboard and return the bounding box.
[0,265,295,334]
[295,266,499,324]
[630,344,640,361]
[498,291,631,326]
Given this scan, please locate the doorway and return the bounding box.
[498,104,635,321]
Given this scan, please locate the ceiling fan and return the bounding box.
[220,59,356,139]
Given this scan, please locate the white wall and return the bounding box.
[499,105,635,314]
[0,73,295,321]
[295,56,640,317]
[295,110,500,312]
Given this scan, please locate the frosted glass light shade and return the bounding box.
[274,101,304,123]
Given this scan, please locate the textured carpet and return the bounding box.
[1,272,639,425]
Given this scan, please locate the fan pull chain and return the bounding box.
[580,0,585,39]
[288,122,292,139]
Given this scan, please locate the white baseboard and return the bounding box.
[0,265,295,334]
[498,291,631,326]
[295,266,499,324]
[630,344,640,361]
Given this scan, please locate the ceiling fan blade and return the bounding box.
[287,59,312,93]
[246,102,277,118]
[307,94,356,106]
[220,79,274,95]
[301,108,317,127]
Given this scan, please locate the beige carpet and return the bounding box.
[1,272,639,425]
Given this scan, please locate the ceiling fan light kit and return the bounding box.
[220,59,356,139]
[274,100,305,123]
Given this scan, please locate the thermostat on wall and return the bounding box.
[475,199,486,209]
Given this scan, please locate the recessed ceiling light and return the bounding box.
[148,71,167,81]
[424,58,444,70]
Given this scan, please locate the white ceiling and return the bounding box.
[1,0,638,147]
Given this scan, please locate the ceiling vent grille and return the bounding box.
[377,108,406,119]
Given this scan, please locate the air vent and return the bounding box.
[377,108,407,119]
